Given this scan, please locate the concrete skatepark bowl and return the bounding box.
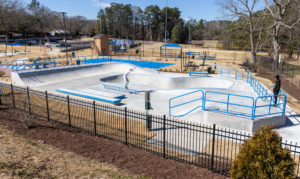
[11,62,286,133]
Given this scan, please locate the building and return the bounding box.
[92,34,109,55]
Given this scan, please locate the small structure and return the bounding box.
[160,44,182,58]
[92,34,109,55]
[49,30,68,37]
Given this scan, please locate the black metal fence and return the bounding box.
[0,82,299,177]
[258,55,300,88]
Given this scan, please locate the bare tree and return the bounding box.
[263,0,300,70]
[220,0,268,63]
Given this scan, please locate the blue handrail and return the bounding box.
[169,69,287,120]
[169,89,204,117]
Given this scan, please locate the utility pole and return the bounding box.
[61,12,68,63]
[99,0,102,34]
[188,17,192,52]
[164,0,168,59]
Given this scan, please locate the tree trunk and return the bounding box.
[251,51,256,64]
[272,26,280,72]
[272,36,280,72]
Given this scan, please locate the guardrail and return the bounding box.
[169,90,204,117]
[220,68,272,99]
[9,55,112,72]
[8,55,174,72]
[204,91,255,119]
[169,88,286,120]
[104,84,139,94]
[170,68,287,120]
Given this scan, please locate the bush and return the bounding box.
[0,71,5,77]
[231,125,295,179]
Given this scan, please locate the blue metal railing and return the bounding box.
[220,68,271,99]
[169,90,204,117]
[10,55,109,72]
[10,55,175,72]
[103,84,138,94]
[169,68,287,120]
[204,91,255,119]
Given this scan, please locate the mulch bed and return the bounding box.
[0,105,227,179]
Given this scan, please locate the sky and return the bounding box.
[21,0,223,21]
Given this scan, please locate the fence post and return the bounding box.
[226,94,230,112]
[93,101,96,136]
[67,95,71,126]
[10,83,15,107]
[163,115,166,158]
[27,87,31,115]
[45,91,50,122]
[211,124,216,171]
[125,107,128,145]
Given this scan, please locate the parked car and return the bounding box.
[58,42,71,47]
[45,42,59,47]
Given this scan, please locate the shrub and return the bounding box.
[231,125,295,179]
[0,71,5,77]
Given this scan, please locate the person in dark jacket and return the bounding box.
[273,74,281,106]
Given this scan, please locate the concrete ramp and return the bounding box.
[56,88,122,104]
[12,63,156,87]
[77,88,125,99]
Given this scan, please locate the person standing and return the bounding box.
[123,68,135,89]
[273,74,281,106]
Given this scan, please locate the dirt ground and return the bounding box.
[0,128,138,179]
[0,105,226,179]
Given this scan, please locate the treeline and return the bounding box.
[94,3,229,43]
[0,0,96,39]
[1,0,228,43]
[219,0,300,68]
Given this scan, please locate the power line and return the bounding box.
[99,0,102,34]
[60,12,68,60]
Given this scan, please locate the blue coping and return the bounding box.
[55,89,122,104]
[189,72,209,77]
[78,89,126,99]
[81,58,175,69]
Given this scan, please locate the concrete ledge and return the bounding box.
[204,112,286,132]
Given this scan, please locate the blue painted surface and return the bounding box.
[56,89,122,104]
[10,56,176,72]
[82,58,175,69]
[161,44,181,48]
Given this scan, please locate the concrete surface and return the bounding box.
[10,63,298,142]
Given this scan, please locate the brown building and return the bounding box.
[92,34,109,55]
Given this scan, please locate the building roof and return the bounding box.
[93,34,107,38]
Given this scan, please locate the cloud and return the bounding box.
[183,17,192,22]
[92,0,111,8]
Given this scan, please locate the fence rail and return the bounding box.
[169,69,287,120]
[0,81,299,177]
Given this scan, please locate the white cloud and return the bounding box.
[183,17,192,22]
[92,0,111,8]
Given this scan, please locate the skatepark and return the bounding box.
[10,60,289,133]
